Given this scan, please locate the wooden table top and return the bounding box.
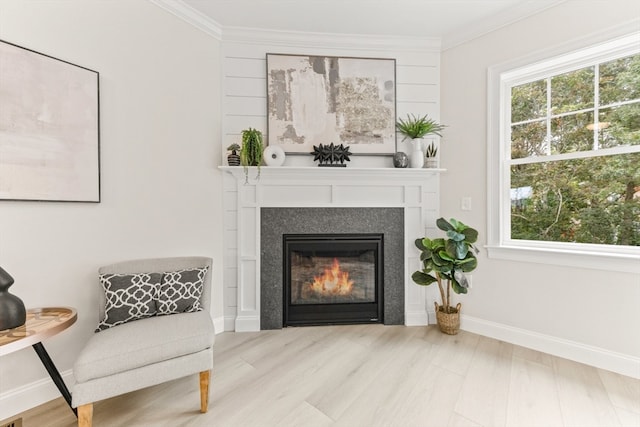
[0,307,77,356]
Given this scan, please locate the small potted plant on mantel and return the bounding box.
[412,217,479,335]
[395,113,445,168]
[226,143,241,166]
[239,128,264,183]
[424,143,438,168]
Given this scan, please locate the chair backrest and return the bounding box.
[97,256,213,321]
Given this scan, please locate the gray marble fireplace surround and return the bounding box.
[260,207,405,329]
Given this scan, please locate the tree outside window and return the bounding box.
[509,53,640,247]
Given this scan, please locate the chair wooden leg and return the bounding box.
[77,403,93,427]
[199,370,211,413]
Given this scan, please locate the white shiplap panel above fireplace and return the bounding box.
[220,31,441,168]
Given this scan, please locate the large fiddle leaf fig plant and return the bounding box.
[412,218,479,313]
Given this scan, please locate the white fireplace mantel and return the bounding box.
[220,166,443,331]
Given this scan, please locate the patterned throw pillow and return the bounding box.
[157,267,208,315]
[95,273,161,332]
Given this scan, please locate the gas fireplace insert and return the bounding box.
[283,233,384,326]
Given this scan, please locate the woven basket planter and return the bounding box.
[435,302,461,335]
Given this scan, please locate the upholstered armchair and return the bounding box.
[72,257,215,427]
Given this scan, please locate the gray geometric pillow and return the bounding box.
[95,273,161,332]
[156,267,208,315]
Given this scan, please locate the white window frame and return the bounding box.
[487,30,640,274]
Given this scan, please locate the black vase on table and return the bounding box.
[0,266,26,330]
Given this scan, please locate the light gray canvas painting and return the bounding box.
[0,40,99,202]
[267,54,396,155]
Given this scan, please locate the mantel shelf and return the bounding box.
[218,166,446,182]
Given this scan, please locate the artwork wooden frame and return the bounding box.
[0,39,100,202]
[267,53,396,155]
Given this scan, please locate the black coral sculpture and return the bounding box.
[311,143,352,167]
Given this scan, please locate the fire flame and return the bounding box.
[310,258,354,295]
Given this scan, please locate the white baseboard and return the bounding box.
[0,369,74,421]
[213,316,225,334]
[234,315,260,332]
[405,311,429,326]
[223,315,236,332]
[461,314,640,379]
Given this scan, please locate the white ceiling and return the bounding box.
[178,0,566,48]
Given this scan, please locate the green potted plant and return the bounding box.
[226,143,241,166]
[240,128,264,182]
[412,217,479,335]
[396,113,445,141]
[395,114,445,168]
[424,143,438,168]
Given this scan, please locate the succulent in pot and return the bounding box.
[226,143,241,166]
[424,142,438,168]
[425,142,438,158]
[396,114,445,168]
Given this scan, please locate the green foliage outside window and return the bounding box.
[510,53,640,246]
[511,153,639,245]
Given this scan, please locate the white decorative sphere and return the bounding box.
[263,145,286,167]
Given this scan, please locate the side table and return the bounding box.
[0,307,77,416]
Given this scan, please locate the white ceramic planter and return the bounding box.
[410,138,424,168]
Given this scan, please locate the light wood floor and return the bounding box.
[14,324,640,427]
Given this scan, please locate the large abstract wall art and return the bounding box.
[0,40,100,202]
[267,54,396,155]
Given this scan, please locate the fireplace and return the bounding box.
[260,207,406,330]
[222,167,441,332]
[283,234,383,326]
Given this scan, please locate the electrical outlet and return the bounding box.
[461,197,472,211]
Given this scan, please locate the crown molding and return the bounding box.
[149,0,566,52]
[148,0,439,52]
[149,0,567,52]
[442,0,567,50]
[149,0,222,40]
[222,26,441,52]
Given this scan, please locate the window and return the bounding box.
[488,32,640,271]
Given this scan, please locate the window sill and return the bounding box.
[486,244,640,274]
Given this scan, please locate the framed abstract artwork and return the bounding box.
[0,39,100,202]
[267,54,396,155]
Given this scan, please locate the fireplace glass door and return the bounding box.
[283,234,383,326]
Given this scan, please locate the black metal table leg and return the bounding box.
[32,342,77,417]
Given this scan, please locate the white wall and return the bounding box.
[441,0,640,377]
[0,0,223,418]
